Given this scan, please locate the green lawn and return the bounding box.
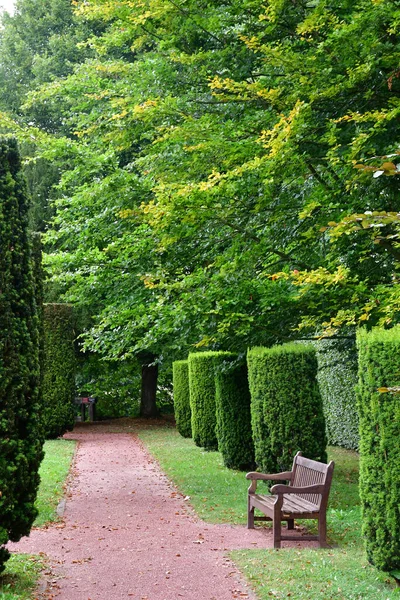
[0,439,76,599]
[34,439,76,527]
[0,555,44,600]
[139,426,399,600]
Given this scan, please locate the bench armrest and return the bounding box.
[246,471,293,481]
[270,483,325,495]
[246,471,292,494]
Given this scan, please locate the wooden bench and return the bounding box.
[246,451,334,548]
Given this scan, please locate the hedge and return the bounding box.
[173,360,191,438]
[357,328,400,574]
[0,138,44,572]
[214,354,255,470]
[31,232,45,410]
[42,304,76,439]
[314,337,359,449]
[188,352,221,450]
[247,343,327,475]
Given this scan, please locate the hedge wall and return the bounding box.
[188,352,221,450]
[357,328,400,574]
[314,337,359,449]
[42,304,76,439]
[215,354,255,470]
[31,232,45,410]
[247,344,327,475]
[173,360,191,438]
[0,138,44,572]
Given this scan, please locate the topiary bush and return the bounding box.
[214,354,255,470]
[0,138,44,572]
[42,303,76,438]
[188,352,221,450]
[173,360,191,438]
[247,343,327,475]
[356,327,400,574]
[314,337,359,450]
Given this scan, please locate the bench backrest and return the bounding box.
[290,452,334,509]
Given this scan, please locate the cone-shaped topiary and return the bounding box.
[42,303,76,439]
[0,138,44,572]
[215,354,255,470]
[356,328,400,574]
[173,360,191,438]
[247,343,327,475]
[188,351,222,450]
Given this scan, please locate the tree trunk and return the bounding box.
[140,355,159,418]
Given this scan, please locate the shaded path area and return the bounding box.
[9,425,314,599]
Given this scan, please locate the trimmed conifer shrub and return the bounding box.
[356,328,400,574]
[247,344,327,474]
[42,303,76,439]
[314,337,359,450]
[214,354,255,470]
[188,352,221,450]
[173,360,191,438]
[0,138,44,572]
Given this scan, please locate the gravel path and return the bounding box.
[9,426,316,600]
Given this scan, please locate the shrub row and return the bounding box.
[214,354,254,470]
[173,360,191,438]
[173,352,255,469]
[357,328,400,574]
[174,343,326,474]
[42,303,76,439]
[174,328,399,578]
[314,337,359,450]
[188,352,221,450]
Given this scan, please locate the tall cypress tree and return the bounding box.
[0,137,43,572]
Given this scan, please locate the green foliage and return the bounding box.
[76,353,141,419]
[188,352,221,450]
[1,0,400,398]
[314,337,359,450]
[0,137,43,573]
[214,354,255,470]
[42,303,76,439]
[172,360,191,438]
[247,344,327,474]
[0,0,102,119]
[356,327,400,573]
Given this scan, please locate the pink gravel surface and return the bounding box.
[9,424,317,600]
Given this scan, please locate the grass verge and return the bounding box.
[1,439,76,599]
[34,439,76,527]
[0,555,44,600]
[139,425,399,600]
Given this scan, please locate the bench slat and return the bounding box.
[251,493,319,515]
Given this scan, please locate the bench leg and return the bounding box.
[273,517,281,549]
[247,497,255,529]
[318,513,328,548]
[287,519,294,530]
